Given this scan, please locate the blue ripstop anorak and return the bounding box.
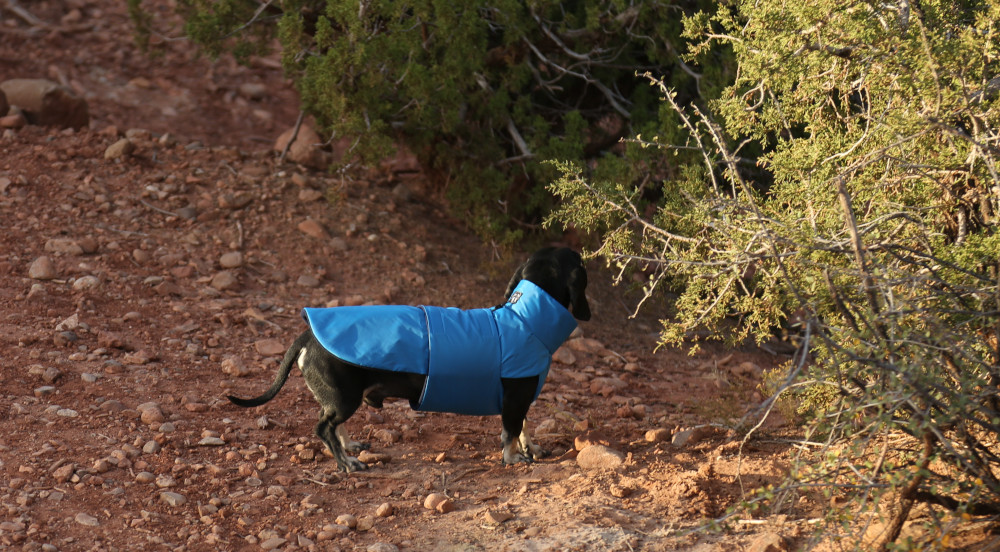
[301,280,577,415]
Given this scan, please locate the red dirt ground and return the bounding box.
[5,2,992,551]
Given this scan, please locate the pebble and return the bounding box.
[259,537,286,551]
[297,218,329,239]
[28,256,57,280]
[34,386,55,398]
[645,428,672,443]
[221,356,251,377]
[56,408,79,417]
[104,138,135,160]
[335,514,357,529]
[44,238,84,255]
[139,406,165,425]
[375,502,394,517]
[211,271,238,291]
[160,491,186,506]
[52,463,75,483]
[576,444,625,470]
[367,544,399,552]
[296,274,321,287]
[374,428,401,444]
[485,510,514,524]
[220,251,243,268]
[72,275,100,291]
[142,440,161,454]
[135,472,155,484]
[671,426,714,448]
[423,493,447,511]
[155,474,176,488]
[254,339,285,356]
[357,450,391,465]
[75,513,100,527]
[81,372,101,383]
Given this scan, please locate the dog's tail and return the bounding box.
[227,332,310,408]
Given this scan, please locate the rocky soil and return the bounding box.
[6,1,991,551]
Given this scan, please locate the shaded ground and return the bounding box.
[0,2,861,551]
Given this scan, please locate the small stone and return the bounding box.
[160,491,186,506]
[423,493,447,511]
[155,474,176,488]
[297,218,329,239]
[143,440,161,454]
[296,274,321,288]
[356,516,375,531]
[254,339,285,357]
[357,450,390,465]
[198,437,226,446]
[298,188,324,202]
[56,408,78,417]
[135,471,155,483]
[374,428,402,444]
[435,499,456,514]
[671,426,714,448]
[221,356,251,377]
[576,445,625,470]
[42,366,62,383]
[44,238,84,255]
[645,428,671,443]
[28,256,57,280]
[485,510,514,525]
[74,513,100,527]
[220,251,244,268]
[375,502,394,517]
[140,406,165,425]
[34,386,56,398]
[104,138,135,160]
[335,514,357,529]
[211,271,238,291]
[610,485,633,498]
[72,275,100,290]
[260,537,286,551]
[367,544,399,552]
[92,459,111,473]
[52,463,75,483]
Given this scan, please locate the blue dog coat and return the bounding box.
[301,280,577,415]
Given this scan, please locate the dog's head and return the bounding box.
[505,247,591,321]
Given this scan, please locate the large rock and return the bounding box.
[0,79,89,129]
[274,123,329,170]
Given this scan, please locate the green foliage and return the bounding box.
[142,0,730,240]
[549,0,1000,548]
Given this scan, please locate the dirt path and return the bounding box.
[0,2,807,551]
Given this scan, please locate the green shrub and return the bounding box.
[549,0,1000,548]
[140,0,729,241]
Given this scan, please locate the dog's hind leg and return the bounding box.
[315,407,367,473]
[335,425,370,453]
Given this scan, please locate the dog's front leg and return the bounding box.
[518,423,548,460]
[500,378,541,465]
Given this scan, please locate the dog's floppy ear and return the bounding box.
[568,265,591,321]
